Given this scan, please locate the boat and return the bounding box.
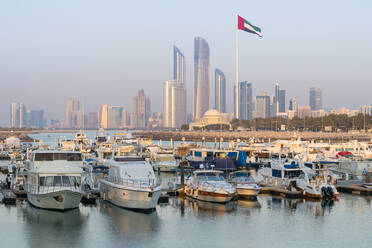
[185,167,236,203]
[228,170,261,198]
[258,159,338,199]
[185,148,247,171]
[25,150,84,211]
[150,152,178,173]
[99,156,162,212]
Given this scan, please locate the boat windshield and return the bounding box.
[39,176,81,187]
[34,153,82,161]
[197,172,224,181]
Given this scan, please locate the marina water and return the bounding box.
[1,193,372,248]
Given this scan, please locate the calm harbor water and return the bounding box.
[1,194,372,248]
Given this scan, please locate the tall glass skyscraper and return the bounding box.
[214,68,226,113]
[163,46,186,128]
[309,87,323,110]
[173,46,185,84]
[234,81,253,120]
[193,37,210,120]
[279,89,286,113]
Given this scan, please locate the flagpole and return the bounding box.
[235,14,239,120]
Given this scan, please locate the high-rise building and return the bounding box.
[289,98,298,112]
[130,96,138,128]
[163,80,187,128]
[86,112,98,129]
[163,46,187,128]
[193,37,210,120]
[100,104,108,129]
[234,81,253,120]
[65,97,83,129]
[28,110,44,128]
[214,69,226,113]
[10,102,18,128]
[19,103,26,128]
[137,89,147,128]
[279,89,286,113]
[121,109,128,127]
[108,106,123,129]
[173,46,186,84]
[309,87,323,110]
[255,92,270,118]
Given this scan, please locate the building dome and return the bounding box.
[203,109,221,117]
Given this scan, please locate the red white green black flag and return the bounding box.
[237,15,262,37]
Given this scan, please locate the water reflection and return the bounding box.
[99,201,160,234]
[23,205,86,247]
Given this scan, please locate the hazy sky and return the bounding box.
[1,0,371,126]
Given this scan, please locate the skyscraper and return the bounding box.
[163,46,187,128]
[19,103,26,128]
[10,102,18,128]
[214,69,226,113]
[163,80,187,128]
[108,106,123,129]
[309,87,323,110]
[279,89,286,113]
[173,46,186,84]
[130,96,138,128]
[255,92,270,118]
[234,81,253,120]
[289,98,298,112]
[65,97,83,129]
[87,112,98,129]
[193,37,210,120]
[100,104,108,129]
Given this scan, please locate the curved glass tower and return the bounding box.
[214,68,226,113]
[173,46,186,84]
[193,37,210,120]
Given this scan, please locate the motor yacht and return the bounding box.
[25,150,84,211]
[258,159,338,199]
[228,170,261,198]
[99,156,161,212]
[185,167,236,203]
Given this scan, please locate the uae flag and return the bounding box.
[238,15,262,37]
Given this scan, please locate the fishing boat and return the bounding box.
[185,167,236,203]
[25,150,84,211]
[228,170,261,198]
[99,156,161,212]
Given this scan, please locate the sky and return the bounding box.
[0,0,371,126]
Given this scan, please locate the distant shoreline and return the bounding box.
[133,130,372,142]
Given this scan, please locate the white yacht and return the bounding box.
[185,168,236,203]
[258,159,338,199]
[25,150,84,211]
[99,156,162,212]
[228,170,261,198]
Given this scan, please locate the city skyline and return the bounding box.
[0,1,372,125]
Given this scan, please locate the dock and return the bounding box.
[336,185,372,196]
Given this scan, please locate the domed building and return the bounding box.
[189,109,232,131]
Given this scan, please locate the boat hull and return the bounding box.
[236,187,260,197]
[100,181,161,211]
[186,188,233,203]
[27,190,82,211]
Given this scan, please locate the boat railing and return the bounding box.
[26,183,82,195]
[106,177,161,189]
